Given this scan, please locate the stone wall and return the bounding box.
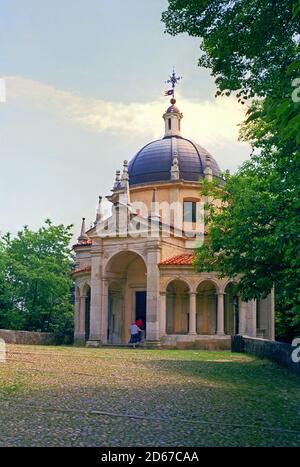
[0,329,72,346]
[161,335,231,350]
[232,335,300,376]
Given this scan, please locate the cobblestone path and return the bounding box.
[0,345,299,446]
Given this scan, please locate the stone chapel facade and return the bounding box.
[72,98,275,349]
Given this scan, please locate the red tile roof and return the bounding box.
[73,239,92,249]
[159,253,195,266]
[71,265,91,275]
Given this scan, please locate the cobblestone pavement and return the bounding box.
[0,345,299,446]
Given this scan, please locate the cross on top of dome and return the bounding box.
[165,67,183,98]
[164,68,183,117]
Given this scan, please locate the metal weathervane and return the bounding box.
[165,68,182,97]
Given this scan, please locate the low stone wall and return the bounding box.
[0,329,72,346]
[161,335,231,350]
[166,339,231,351]
[232,335,300,376]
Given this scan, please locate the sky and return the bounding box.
[0,0,251,239]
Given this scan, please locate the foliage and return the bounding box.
[163,0,300,340]
[0,220,74,335]
[162,0,299,99]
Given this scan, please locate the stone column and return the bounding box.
[74,290,86,345]
[246,299,257,337]
[74,293,80,335]
[257,290,275,340]
[88,244,103,346]
[159,291,167,337]
[217,292,225,335]
[100,278,109,344]
[238,298,247,335]
[79,294,87,336]
[146,242,161,345]
[189,292,197,335]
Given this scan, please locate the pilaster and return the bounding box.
[159,291,167,337]
[189,292,197,335]
[146,242,161,343]
[217,293,225,335]
[88,243,103,345]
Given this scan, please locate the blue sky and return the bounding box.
[0,0,250,238]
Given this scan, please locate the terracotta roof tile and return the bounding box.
[73,239,92,249]
[159,253,195,266]
[71,265,91,275]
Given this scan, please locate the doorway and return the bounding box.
[135,291,147,338]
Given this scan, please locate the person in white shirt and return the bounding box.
[129,322,142,348]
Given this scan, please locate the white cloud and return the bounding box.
[5,75,247,150]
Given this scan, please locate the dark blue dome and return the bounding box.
[128,136,220,186]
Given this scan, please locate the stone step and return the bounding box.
[97,343,146,349]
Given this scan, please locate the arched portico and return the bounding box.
[166,279,190,334]
[196,281,217,335]
[105,250,147,344]
[74,281,91,345]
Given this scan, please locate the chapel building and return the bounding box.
[72,97,275,349]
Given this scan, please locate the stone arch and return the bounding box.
[166,279,190,334]
[165,276,191,293]
[224,282,239,335]
[195,277,220,294]
[105,250,147,344]
[77,279,91,297]
[220,279,238,294]
[105,249,147,275]
[196,280,217,335]
[82,282,91,295]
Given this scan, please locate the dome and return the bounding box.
[166,104,181,113]
[128,136,221,186]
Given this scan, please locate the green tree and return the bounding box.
[0,240,15,325]
[0,220,74,336]
[163,0,299,98]
[163,0,300,340]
